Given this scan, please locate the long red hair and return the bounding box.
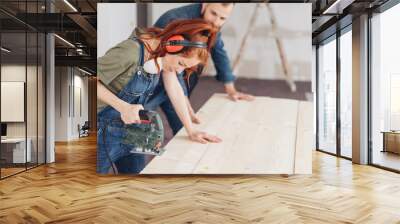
[138,19,218,76]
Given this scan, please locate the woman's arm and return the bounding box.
[161,72,193,134]
[186,96,200,124]
[97,80,143,124]
[162,71,222,144]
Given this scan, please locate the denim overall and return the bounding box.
[97,38,160,174]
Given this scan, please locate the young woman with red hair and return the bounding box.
[97,19,221,174]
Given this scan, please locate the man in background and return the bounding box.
[153,3,255,135]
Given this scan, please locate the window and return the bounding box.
[340,29,352,158]
[0,1,47,179]
[318,36,337,154]
[370,3,400,171]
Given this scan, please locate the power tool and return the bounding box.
[122,110,165,156]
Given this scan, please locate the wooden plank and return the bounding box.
[141,94,313,174]
[142,95,234,173]
[294,101,313,174]
[193,97,298,174]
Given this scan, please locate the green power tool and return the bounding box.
[122,110,165,156]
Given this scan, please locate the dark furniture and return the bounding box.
[382,131,400,154]
[78,121,90,138]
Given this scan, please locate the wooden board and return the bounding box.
[141,94,313,174]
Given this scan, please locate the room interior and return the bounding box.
[0,0,400,222]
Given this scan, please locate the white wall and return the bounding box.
[1,65,26,82]
[97,3,137,58]
[150,3,312,81]
[54,67,89,141]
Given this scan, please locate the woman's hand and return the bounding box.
[118,102,144,125]
[161,71,221,144]
[188,130,222,144]
[97,80,144,125]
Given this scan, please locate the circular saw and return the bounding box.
[123,110,165,156]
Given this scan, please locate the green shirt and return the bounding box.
[97,36,141,112]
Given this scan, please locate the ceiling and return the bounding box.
[0,0,393,72]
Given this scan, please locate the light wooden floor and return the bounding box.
[1,163,44,178]
[373,151,400,171]
[1,135,400,224]
[1,167,26,178]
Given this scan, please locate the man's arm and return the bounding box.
[211,33,254,101]
[211,33,235,84]
[154,13,172,29]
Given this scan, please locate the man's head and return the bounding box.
[201,3,234,28]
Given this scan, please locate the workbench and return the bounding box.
[141,94,313,174]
